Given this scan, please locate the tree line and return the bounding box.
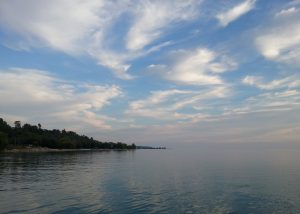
[0,118,136,151]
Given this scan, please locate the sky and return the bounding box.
[0,0,300,146]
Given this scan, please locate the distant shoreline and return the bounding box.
[0,118,137,151]
[3,147,135,153]
[0,118,167,152]
[2,146,166,153]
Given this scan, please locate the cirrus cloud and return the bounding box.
[216,0,256,27]
[0,68,122,130]
[0,0,202,79]
[242,75,300,90]
[150,47,237,86]
[255,6,300,67]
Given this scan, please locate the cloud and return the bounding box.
[223,89,300,119]
[126,76,299,126]
[1,1,299,145]
[242,75,300,90]
[275,7,298,17]
[155,48,237,85]
[119,85,300,145]
[126,0,200,50]
[105,107,300,145]
[0,0,202,79]
[126,87,229,121]
[244,89,300,111]
[256,22,300,59]
[255,7,300,66]
[0,68,122,130]
[127,89,196,120]
[0,0,107,53]
[216,0,256,27]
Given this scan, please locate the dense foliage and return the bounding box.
[0,118,136,151]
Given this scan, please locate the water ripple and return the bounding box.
[1,149,300,213]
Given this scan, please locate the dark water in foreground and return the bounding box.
[1,146,300,214]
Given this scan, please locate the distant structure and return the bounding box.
[136,146,166,149]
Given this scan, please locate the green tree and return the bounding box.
[59,137,76,149]
[0,132,8,151]
[14,121,21,129]
[0,118,136,150]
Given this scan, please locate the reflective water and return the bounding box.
[1,146,300,213]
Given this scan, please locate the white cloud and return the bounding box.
[242,75,300,90]
[127,89,195,120]
[0,68,122,130]
[276,7,298,17]
[222,89,300,119]
[0,0,107,53]
[0,0,202,79]
[216,0,256,27]
[90,50,134,80]
[125,87,300,145]
[244,89,300,110]
[255,8,300,66]
[107,86,300,144]
[161,48,237,85]
[107,107,300,145]
[126,87,229,120]
[126,0,200,50]
[256,23,300,59]
[0,0,133,78]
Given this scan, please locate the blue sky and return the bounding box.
[0,0,300,146]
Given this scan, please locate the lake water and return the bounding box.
[1,146,300,213]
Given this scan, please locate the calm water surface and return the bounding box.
[1,146,300,213]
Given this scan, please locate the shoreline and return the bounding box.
[2,147,136,153]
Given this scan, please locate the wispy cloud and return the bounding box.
[0,68,122,130]
[216,0,256,27]
[108,107,300,145]
[1,0,299,145]
[126,0,200,50]
[0,0,202,79]
[255,7,300,66]
[242,90,300,112]
[224,89,300,117]
[242,75,300,90]
[275,7,298,17]
[153,48,237,85]
[0,0,109,53]
[126,86,229,121]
